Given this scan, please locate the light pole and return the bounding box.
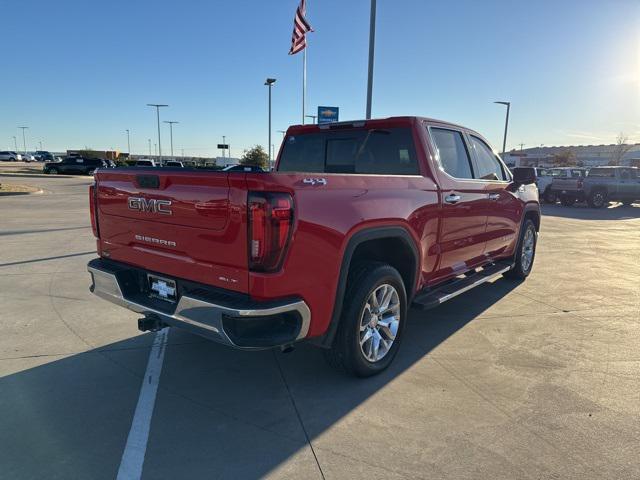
[18,127,28,154]
[126,129,131,155]
[277,130,286,138]
[264,78,276,162]
[163,121,179,158]
[305,114,317,124]
[147,103,168,162]
[12,136,17,151]
[38,140,43,151]
[222,135,227,158]
[494,101,510,156]
[148,139,152,156]
[365,0,377,119]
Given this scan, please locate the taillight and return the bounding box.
[248,192,294,272]
[89,184,100,238]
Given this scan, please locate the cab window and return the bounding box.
[430,128,474,179]
[469,136,507,181]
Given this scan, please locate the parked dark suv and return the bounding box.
[44,157,111,175]
[35,151,55,162]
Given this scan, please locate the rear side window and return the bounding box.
[278,128,419,175]
[430,128,473,179]
[470,136,507,181]
[588,168,615,178]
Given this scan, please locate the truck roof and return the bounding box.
[287,116,478,136]
[590,165,637,169]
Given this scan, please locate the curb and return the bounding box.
[0,172,76,178]
[0,188,44,197]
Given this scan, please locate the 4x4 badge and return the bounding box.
[303,178,327,186]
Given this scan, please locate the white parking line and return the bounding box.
[116,328,169,480]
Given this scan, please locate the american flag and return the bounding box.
[288,0,313,55]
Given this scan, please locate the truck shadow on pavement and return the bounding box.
[541,203,640,220]
[0,279,520,479]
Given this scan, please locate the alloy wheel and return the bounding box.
[521,227,535,272]
[359,283,401,363]
[593,192,605,207]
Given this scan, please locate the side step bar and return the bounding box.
[412,261,513,310]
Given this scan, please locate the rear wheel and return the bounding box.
[587,189,607,208]
[504,219,537,280]
[324,263,407,377]
[560,195,576,207]
[543,189,557,204]
[48,168,58,175]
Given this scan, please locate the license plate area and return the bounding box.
[147,274,178,303]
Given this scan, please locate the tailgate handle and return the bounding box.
[137,175,160,189]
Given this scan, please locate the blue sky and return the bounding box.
[1,0,638,156]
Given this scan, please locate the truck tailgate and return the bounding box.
[94,169,249,293]
[552,177,581,192]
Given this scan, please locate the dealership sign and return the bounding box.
[318,106,339,124]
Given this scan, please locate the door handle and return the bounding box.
[444,194,461,204]
[488,193,500,201]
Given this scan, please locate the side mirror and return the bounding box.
[512,167,536,185]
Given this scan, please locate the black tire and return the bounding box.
[587,189,607,208]
[543,189,557,204]
[324,262,407,377]
[559,195,576,207]
[504,219,537,280]
[48,168,58,175]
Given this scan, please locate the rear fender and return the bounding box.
[315,226,419,348]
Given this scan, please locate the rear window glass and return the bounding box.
[588,168,615,178]
[278,128,419,175]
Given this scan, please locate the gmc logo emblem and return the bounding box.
[128,197,173,215]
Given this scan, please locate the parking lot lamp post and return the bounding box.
[12,136,17,151]
[264,78,276,162]
[365,0,377,119]
[148,139,152,156]
[163,121,178,158]
[494,101,510,156]
[38,140,43,151]
[126,129,131,155]
[305,114,317,124]
[147,104,168,162]
[18,127,28,154]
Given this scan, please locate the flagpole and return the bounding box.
[302,48,307,124]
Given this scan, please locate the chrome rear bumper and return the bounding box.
[87,259,310,349]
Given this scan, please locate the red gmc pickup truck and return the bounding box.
[87,116,540,376]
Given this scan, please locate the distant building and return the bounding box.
[503,144,640,168]
[67,149,122,160]
[215,156,240,167]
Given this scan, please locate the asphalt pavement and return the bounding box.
[1,174,639,479]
